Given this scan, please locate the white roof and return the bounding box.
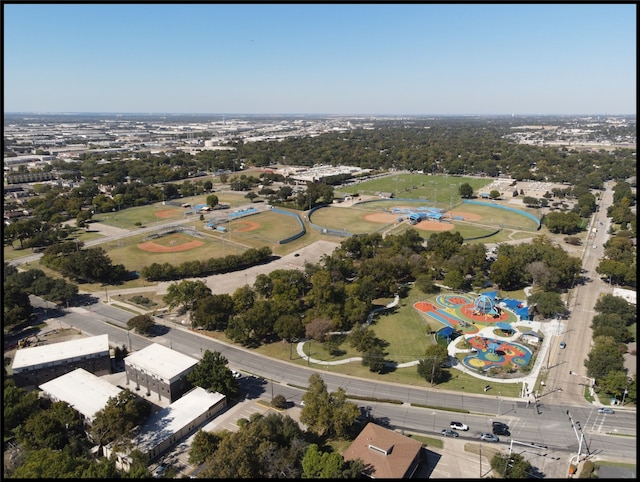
[124,343,198,381]
[39,368,122,422]
[613,287,636,305]
[12,334,109,372]
[134,387,225,452]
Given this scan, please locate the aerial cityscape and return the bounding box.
[3,111,636,478]
[3,2,636,480]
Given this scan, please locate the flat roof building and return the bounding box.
[124,343,199,404]
[11,334,111,389]
[106,387,226,470]
[39,367,123,424]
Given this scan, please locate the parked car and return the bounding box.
[559,341,566,349]
[153,463,167,478]
[598,407,615,414]
[441,429,459,438]
[493,425,510,436]
[450,421,469,431]
[480,433,499,442]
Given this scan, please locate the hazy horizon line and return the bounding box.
[4,112,636,117]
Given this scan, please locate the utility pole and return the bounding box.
[567,410,591,466]
[430,355,438,386]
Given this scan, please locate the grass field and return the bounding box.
[92,192,253,229]
[309,197,540,241]
[103,231,245,273]
[335,173,491,205]
[102,208,306,273]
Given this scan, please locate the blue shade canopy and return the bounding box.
[474,295,495,313]
[438,326,455,338]
[496,322,513,331]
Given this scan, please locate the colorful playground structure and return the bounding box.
[414,292,533,373]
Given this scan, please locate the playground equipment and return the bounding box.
[472,294,501,318]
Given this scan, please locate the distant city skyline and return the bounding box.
[3,3,636,116]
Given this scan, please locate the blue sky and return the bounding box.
[3,3,636,115]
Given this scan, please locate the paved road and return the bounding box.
[542,182,616,407]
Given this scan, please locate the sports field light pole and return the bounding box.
[450,184,457,210]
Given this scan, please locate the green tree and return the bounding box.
[362,345,387,373]
[544,211,582,234]
[300,374,360,438]
[127,314,155,335]
[15,401,84,451]
[163,279,212,313]
[522,196,540,207]
[187,350,239,399]
[206,194,219,208]
[415,273,439,294]
[527,291,565,318]
[598,370,632,402]
[3,283,33,329]
[76,209,93,228]
[3,381,43,434]
[10,448,93,479]
[90,389,151,449]
[274,313,305,341]
[302,443,350,478]
[189,429,225,465]
[490,452,533,478]
[594,294,636,326]
[417,344,450,386]
[191,293,235,331]
[300,374,336,437]
[347,324,378,352]
[443,269,466,291]
[459,182,474,198]
[199,412,306,478]
[584,336,625,381]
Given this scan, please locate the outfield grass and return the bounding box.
[104,231,247,273]
[336,173,490,205]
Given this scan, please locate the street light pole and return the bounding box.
[622,378,630,405]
